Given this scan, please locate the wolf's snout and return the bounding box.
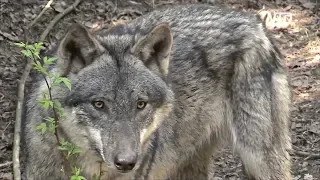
[114,151,137,172]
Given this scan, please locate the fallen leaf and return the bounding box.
[304,173,314,180]
[0,172,12,180]
[299,0,316,9]
[53,2,65,13]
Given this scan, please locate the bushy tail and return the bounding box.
[230,22,292,179]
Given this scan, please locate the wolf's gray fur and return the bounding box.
[22,4,292,180]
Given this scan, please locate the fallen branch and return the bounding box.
[40,0,82,41]
[13,51,33,180]
[28,0,54,29]
[0,161,13,169]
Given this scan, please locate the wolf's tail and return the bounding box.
[229,17,292,179]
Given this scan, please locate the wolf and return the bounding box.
[22,4,292,180]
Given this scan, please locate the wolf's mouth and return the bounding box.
[117,169,133,174]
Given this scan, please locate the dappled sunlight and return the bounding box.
[305,40,320,55]
[259,10,293,30]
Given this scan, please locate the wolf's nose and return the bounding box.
[114,152,137,172]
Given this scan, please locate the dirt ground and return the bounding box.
[0,0,319,179]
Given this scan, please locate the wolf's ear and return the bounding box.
[132,23,173,79]
[57,23,104,76]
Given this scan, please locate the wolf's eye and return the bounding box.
[92,101,104,109]
[137,101,147,110]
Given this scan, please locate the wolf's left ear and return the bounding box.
[57,23,104,76]
[132,23,173,79]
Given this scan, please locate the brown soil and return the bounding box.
[0,0,319,179]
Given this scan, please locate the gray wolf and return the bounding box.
[22,4,292,180]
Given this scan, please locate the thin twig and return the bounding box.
[28,0,54,29]
[0,30,20,42]
[0,161,13,169]
[304,153,320,160]
[40,0,82,41]
[13,49,33,180]
[293,149,312,156]
[293,149,320,160]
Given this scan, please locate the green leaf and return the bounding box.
[58,141,71,151]
[21,49,32,57]
[48,123,56,133]
[58,141,82,159]
[34,42,44,50]
[71,167,86,180]
[72,167,79,175]
[52,75,61,87]
[71,176,84,180]
[54,76,72,90]
[36,123,47,134]
[70,167,86,180]
[34,51,41,59]
[33,60,49,76]
[45,117,55,123]
[54,100,62,109]
[39,98,54,110]
[72,167,82,175]
[54,100,64,116]
[45,57,57,65]
[33,60,42,69]
[26,44,36,51]
[57,146,68,151]
[58,142,68,151]
[45,117,56,133]
[72,147,83,154]
[77,176,86,180]
[43,57,48,64]
[43,56,57,65]
[60,140,68,146]
[14,42,25,48]
[61,77,71,90]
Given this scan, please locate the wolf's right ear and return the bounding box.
[57,23,104,76]
[132,23,173,80]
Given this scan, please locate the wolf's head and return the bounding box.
[53,23,174,173]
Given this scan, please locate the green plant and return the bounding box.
[71,167,86,180]
[15,42,85,179]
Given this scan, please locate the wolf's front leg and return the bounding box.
[130,125,218,180]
